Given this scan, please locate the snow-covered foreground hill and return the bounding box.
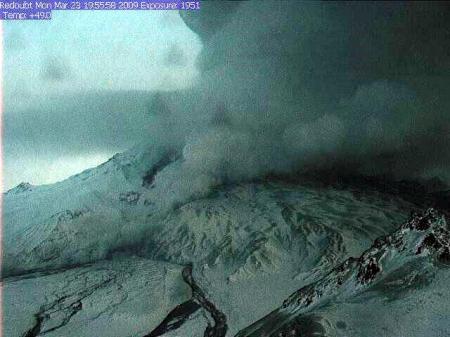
[2,257,190,337]
[233,209,450,337]
[3,144,449,337]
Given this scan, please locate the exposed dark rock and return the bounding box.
[146,265,228,337]
[416,232,450,260]
[407,210,437,231]
[23,314,43,337]
[6,182,33,194]
[22,277,113,337]
[417,234,441,254]
[144,300,201,337]
[357,257,381,284]
[143,152,178,187]
[182,265,228,337]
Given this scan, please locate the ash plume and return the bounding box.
[145,1,450,210]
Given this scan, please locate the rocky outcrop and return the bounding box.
[6,182,33,194]
[236,209,449,337]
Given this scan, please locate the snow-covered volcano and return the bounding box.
[3,1,450,337]
[1,139,421,277]
[2,142,449,337]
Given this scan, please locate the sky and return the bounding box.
[2,10,201,190]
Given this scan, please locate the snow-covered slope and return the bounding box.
[3,139,416,277]
[2,257,190,337]
[3,144,449,337]
[234,209,450,337]
[4,142,448,334]
[2,141,169,275]
[144,209,450,337]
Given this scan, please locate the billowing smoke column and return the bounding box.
[146,1,450,209]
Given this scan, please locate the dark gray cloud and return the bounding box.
[139,1,450,209]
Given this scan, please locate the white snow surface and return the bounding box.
[2,257,190,337]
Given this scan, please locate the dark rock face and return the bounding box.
[6,182,33,194]
[416,231,450,263]
[182,265,228,337]
[408,211,435,231]
[142,152,178,188]
[146,265,228,337]
[357,257,381,284]
[411,209,450,262]
[144,300,201,337]
[418,234,441,253]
